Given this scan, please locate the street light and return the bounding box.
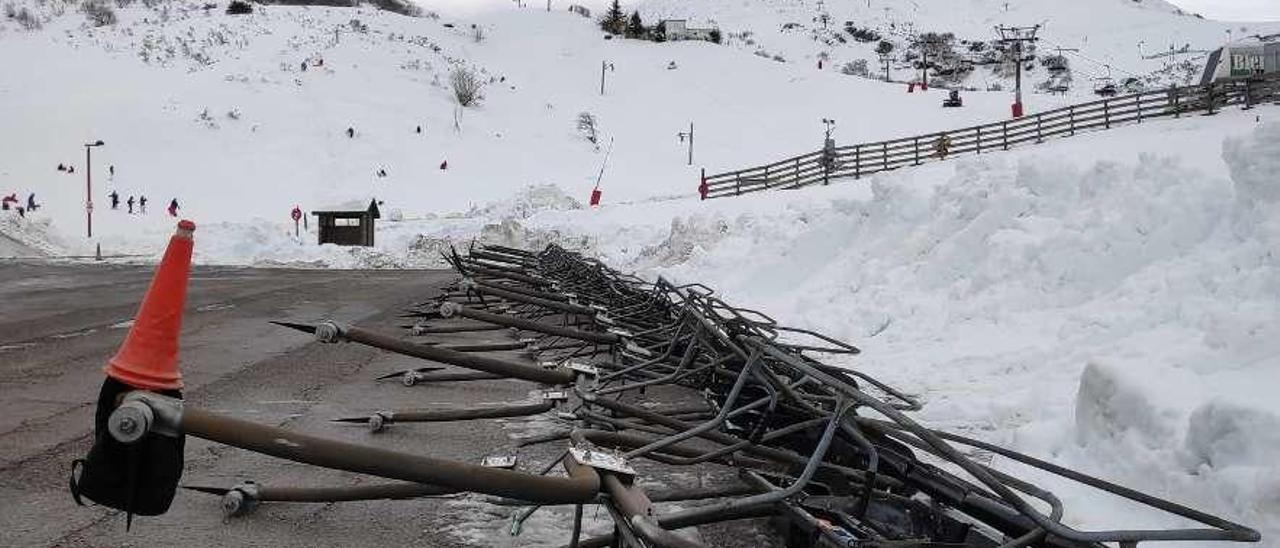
[600,60,615,95]
[84,140,105,239]
[677,122,694,166]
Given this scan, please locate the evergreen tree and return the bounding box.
[600,0,625,35]
[625,11,645,39]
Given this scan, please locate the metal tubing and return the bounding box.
[341,325,577,385]
[600,473,708,548]
[335,400,554,424]
[179,406,600,504]
[452,307,620,345]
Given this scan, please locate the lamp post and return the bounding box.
[600,60,614,95]
[84,140,105,239]
[677,122,694,166]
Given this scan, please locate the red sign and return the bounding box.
[290,207,302,221]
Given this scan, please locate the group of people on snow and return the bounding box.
[1,193,39,218]
[106,190,180,217]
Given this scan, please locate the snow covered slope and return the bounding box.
[4,0,1276,257]
[2,0,1278,544]
[629,0,1280,91]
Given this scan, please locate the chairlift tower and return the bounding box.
[996,24,1040,118]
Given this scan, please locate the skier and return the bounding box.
[126,196,135,214]
[1,193,16,210]
[109,190,120,210]
[439,160,448,170]
[67,165,75,174]
[109,165,114,177]
[167,198,180,217]
[57,163,66,172]
[15,206,24,218]
[301,61,308,71]
[27,193,38,212]
[347,127,355,139]
[139,195,147,214]
[416,125,422,134]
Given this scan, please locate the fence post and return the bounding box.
[763,165,771,189]
[1204,83,1217,116]
[1035,114,1043,143]
[913,137,920,166]
[882,142,888,171]
[1002,121,1008,151]
[735,173,741,196]
[1135,93,1143,123]
[794,157,800,185]
[1243,79,1254,111]
[854,145,861,179]
[1069,105,1076,135]
[1103,98,1111,129]
[976,126,982,154]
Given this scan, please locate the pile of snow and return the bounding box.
[386,114,1279,542]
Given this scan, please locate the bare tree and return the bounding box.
[450,66,484,107]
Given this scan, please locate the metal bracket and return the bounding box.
[315,321,343,343]
[481,455,518,469]
[542,390,568,401]
[222,481,261,518]
[109,391,184,443]
[566,361,599,377]
[570,445,635,476]
[438,302,462,318]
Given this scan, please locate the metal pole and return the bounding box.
[85,146,92,238]
[687,123,694,166]
[600,61,606,95]
[1014,40,1023,113]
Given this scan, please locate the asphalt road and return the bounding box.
[0,262,774,548]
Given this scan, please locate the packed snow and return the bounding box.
[2,0,1279,545]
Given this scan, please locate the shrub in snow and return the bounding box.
[576,112,599,148]
[449,65,483,107]
[841,60,869,77]
[225,0,252,15]
[8,5,42,30]
[81,0,117,27]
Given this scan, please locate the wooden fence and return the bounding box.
[702,74,1280,199]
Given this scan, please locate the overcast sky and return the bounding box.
[1166,0,1280,21]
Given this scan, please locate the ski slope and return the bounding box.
[2,1,1279,545]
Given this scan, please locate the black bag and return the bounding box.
[70,377,185,527]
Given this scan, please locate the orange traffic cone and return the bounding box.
[104,220,196,391]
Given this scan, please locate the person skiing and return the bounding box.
[109,190,120,210]
[15,206,24,218]
[26,193,38,212]
[126,196,135,214]
[167,198,180,217]
[57,163,66,172]
[416,125,422,134]
[139,195,147,214]
[108,165,114,177]
[439,160,448,170]
[1,193,16,210]
[346,127,355,139]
